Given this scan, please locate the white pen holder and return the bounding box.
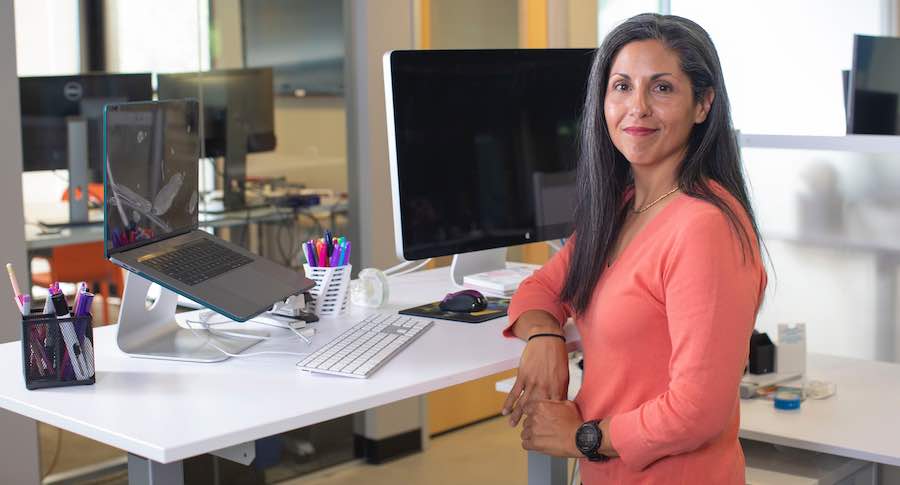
[304,264,352,317]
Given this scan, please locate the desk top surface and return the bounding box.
[497,353,900,467]
[738,353,900,466]
[0,266,569,463]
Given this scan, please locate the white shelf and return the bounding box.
[738,133,900,153]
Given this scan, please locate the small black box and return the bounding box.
[748,331,775,375]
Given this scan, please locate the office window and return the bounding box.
[14,0,81,76]
[669,0,883,135]
[104,0,210,74]
[598,0,661,40]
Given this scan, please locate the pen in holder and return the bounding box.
[21,308,96,390]
[303,264,352,317]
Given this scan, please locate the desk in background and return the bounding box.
[23,200,348,297]
[498,353,900,484]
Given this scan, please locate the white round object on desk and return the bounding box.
[351,268,390,308]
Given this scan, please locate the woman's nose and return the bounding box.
[629,88,651,118]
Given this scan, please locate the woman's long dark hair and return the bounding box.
[560,13,765,315]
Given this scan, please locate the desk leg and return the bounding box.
[874,254,899,362]
[528,451,568,485]
[127,454,183,485]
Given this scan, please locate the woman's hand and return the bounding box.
[520,399,583,458]
[501,323,570,427]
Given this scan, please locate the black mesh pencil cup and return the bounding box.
[21,309,96,390]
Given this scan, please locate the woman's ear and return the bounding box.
[694,88,715,124]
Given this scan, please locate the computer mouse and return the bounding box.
[439,289,487,313]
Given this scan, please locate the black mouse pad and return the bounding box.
[399,297,510,323]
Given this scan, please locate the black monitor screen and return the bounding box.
[19,73,153,178]
[104,100,200,256]
[850,35,900,135]
[156,68,276,157]
[387,49,592,260]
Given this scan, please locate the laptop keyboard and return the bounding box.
[142,239,253,286]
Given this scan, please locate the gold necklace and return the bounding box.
[633,185,680,214]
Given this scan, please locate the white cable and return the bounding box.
[187,317,314,345]
[383,260,417,275]
[546,239,563,252]
[388,258,431,278]
[182,318,312,359]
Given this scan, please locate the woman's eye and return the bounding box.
[655,83,672,93]
[613,82,629,92]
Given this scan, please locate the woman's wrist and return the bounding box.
[527,325,564,338]
[512,310,563,340]
[528,332,566,343]
[598,418,619,457]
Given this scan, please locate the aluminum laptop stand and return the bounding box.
[116,272,267,362]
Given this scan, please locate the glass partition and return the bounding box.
[15,0,351,481]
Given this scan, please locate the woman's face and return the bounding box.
[604,39,712,169]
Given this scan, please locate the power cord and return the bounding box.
[182,314,314,358]
[382,260,419,275]
[41,427,63,479]
[192,316,314,345]
[387,258,431,278]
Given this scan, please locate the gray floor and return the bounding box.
[284,417,531,485]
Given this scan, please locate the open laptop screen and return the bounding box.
[104,99,200,256]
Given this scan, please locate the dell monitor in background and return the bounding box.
[384,49,592,284]
[848,34,900,135]
[156,68,277,210]
[19,73,153,224]
[19,73,154,179]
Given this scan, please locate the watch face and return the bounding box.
[576,422,600,452]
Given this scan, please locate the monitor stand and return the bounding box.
[116,272,267,362]
[67,117,90,224]
[449,247,507,287]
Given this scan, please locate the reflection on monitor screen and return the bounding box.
[104,100,200,255]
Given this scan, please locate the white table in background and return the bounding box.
[0,266,570,484]
[498,353,900,483]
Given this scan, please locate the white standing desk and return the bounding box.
[498,353,900,483]
[0,266,575,484]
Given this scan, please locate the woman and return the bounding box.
[501,13,767,484]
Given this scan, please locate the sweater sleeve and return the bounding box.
[503,239,574,338]
[609,209,765,471]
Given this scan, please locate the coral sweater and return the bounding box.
[505,183,766,484]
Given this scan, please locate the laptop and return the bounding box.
[103,99,315,322]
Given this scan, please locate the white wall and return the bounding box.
[1,1,41,482]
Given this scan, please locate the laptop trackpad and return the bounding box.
[211,264,299,303]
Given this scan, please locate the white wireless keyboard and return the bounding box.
[296,313,433,378]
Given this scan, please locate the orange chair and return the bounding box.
[32,242,125,325]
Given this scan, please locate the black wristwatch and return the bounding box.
[575,420,610,462]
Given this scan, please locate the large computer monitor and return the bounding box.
[848,34,900,135]
[19,73,153,180]
[383,49,592,282]
[156,68,276,210]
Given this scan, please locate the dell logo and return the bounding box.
[525,232,531,240]
[63,81,83,101]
